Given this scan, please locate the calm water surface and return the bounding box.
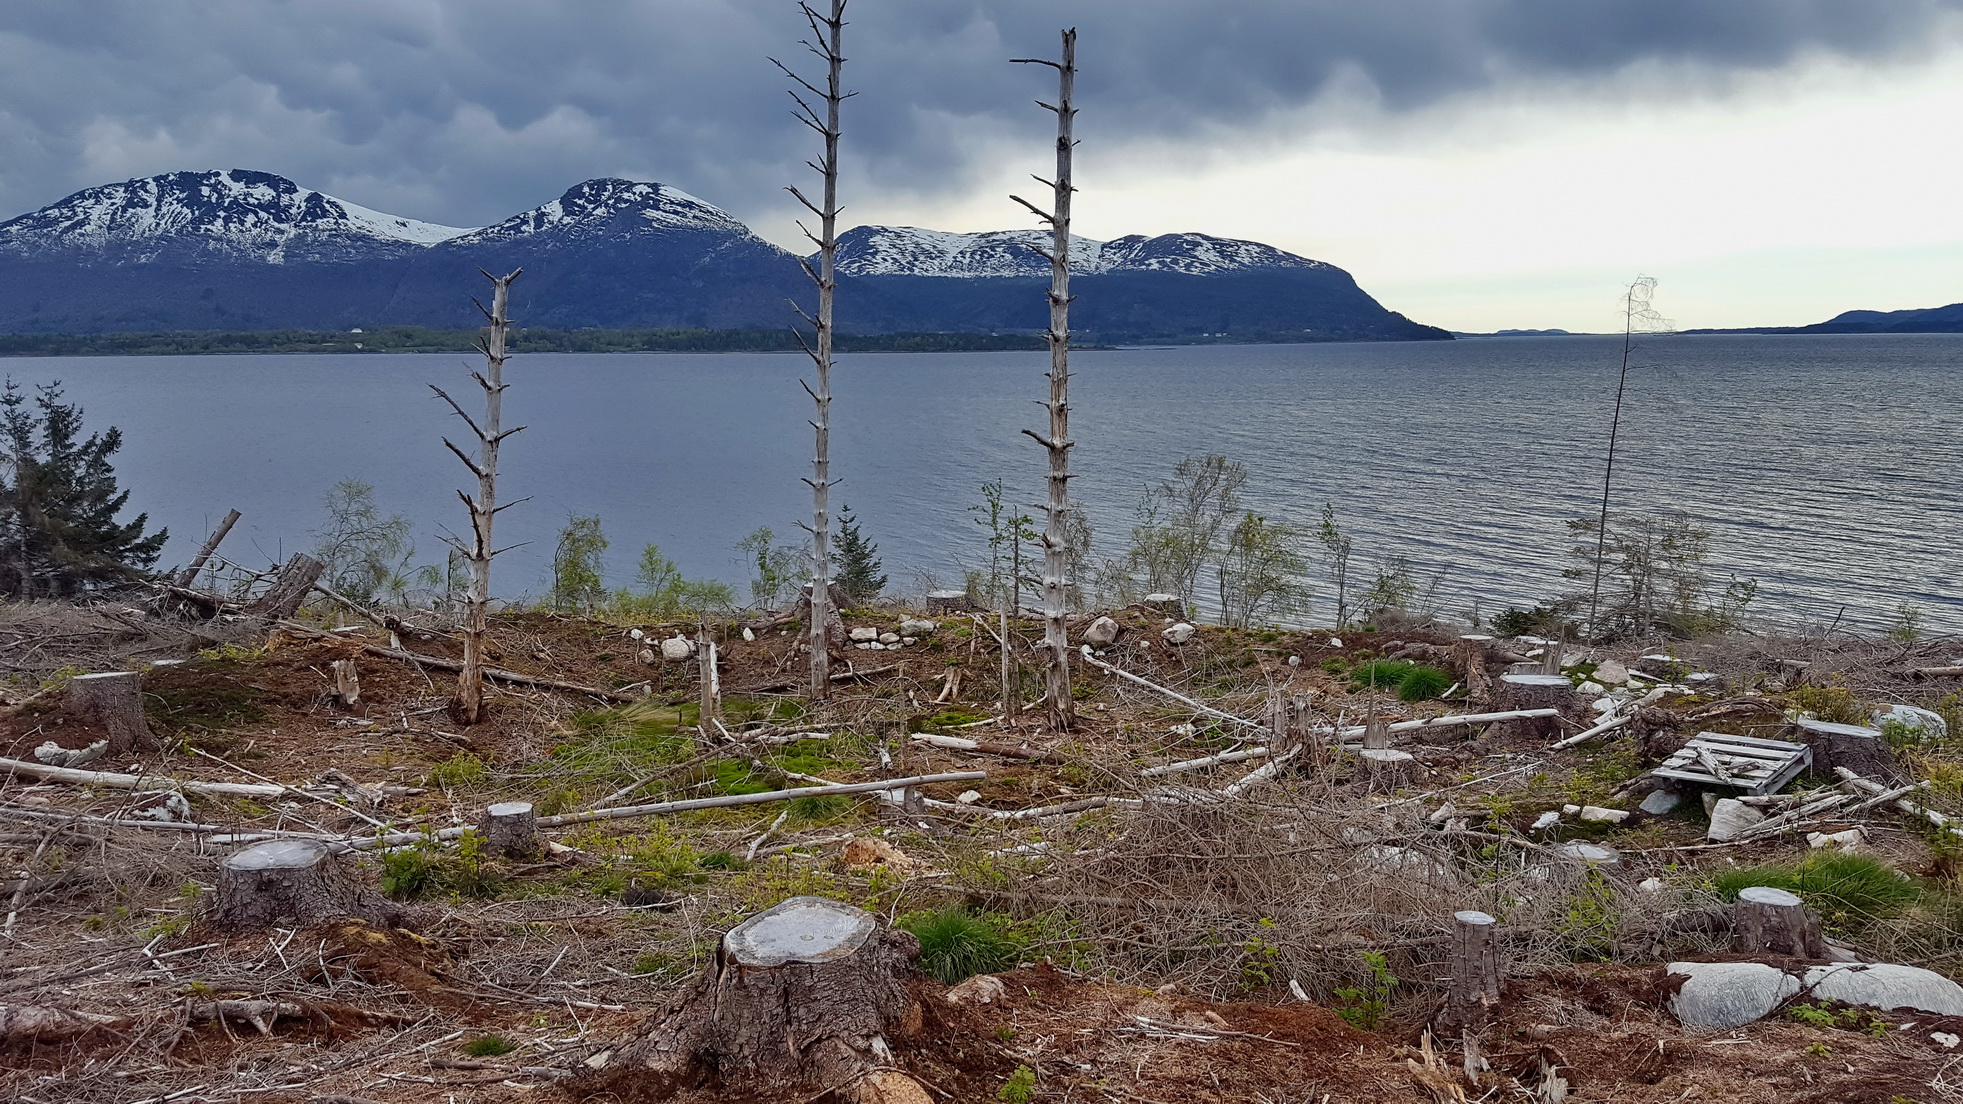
[15,334,1961,633]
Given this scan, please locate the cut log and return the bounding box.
[1445,910,1502,1080]
[1495,674,1579,739]
[924,589,968,615]
[606,895,927,1099]
[210,839,394,931]
[67,671,156,755]
[1141,593,1186,619]
[247,553,326,619]
[0,1002,128,1043]
[330,659,361,710]
[1731,885,1824,958]
[480,801,540,859]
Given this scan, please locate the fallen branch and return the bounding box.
[1077,646,1267,731]
[1836,767,1957,835]
[0,756,286,798]
[190,999,311,1035]
[1143,708,1562,777]
[745,662,903,694]
[339,771,986,850]
[909,733,1065,763]
[279,624,642,703]
[1550,711,1631,750]
[0,1002,128,1042]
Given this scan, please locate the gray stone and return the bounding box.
[1873,704,1947,742]
[898,618,938,637]
[1162,622,1196,645]
[1668,961,1802,1029]
[1705,798,1765,842]
[1083,616,1120,646]
[660,636,695,661]
[1592,659,1631,686]
[878,633,901,645]
[1555,842,1620,866]
[849,627,879,643]
[1669,960,1963,1029]
[1639,789,1682,815]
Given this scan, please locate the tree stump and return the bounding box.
[480,802,541,859]
[246,553,325,620]
[211,839,393,931]
[68,671,156,755]
[1142,593,1186,619]
[923,589,968,615]
[1794,719,1905,785]
[1454,635,1495,709]
[1496,674,1579,739]
[1731,886,1824,958]
[795,583,851,649]
[1359,748,1416,792]
[1445,910,1502,1080]
[330,659,361,710]
[607,896,927,1100]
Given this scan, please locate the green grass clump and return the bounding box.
[898,907,1024,984]
[379,831,504,901]
[1710,853,1919,929]
[463,1035,517,1057]
[425,752,490,790]
[1348,660,1453,701]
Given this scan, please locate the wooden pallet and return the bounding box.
[1652,731,1811,795]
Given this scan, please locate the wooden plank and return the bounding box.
[1692,731,1811,752]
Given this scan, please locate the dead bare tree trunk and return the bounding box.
[67,671,155,755]
[432,269,525,726]
[776,1,849,705]
[174,508,241,587]
[1012,27,1079,732]
[697,624,720,726]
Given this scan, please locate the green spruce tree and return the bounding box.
[832,505,886,606]
[0,380,167,597]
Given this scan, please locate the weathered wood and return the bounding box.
[67,671,156,755]
[174,508,241,587]
[697,627,720,725]
[279,624,644,703]
[434,268,524,726]
[246,553,326,619]
[924,589,968,614]
[1454,635,1495,709]
[1731,885,1824,958]
[1141,593,1187,619]
[1495,674,1578,739]
[1445,909,1502,1080]
[909,732,1064,763]
[330,659,360,710]
[0,755,284,797]
[1794,718,1904,785]
[606,895,927,1099]
[1359,748,1416,791]
[1013,28,1079,733]
[210,839,393,931]
[479,801,540,859]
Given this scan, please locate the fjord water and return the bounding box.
[21,333,1961,633]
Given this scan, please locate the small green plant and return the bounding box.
[997,1065,1036,1104]
[1333,950,1397,1030]
[380,845,445,900]
[1347,659,1453,702]
[1803,1042,1831,1059]
[1396,665,1453,701]
[1556,866,1621,960]
[426,752,489,790]
[1788,1001,1837,1027]
[1320,655,1351,676]
[630,951,675,976]
[1888,601,1924,644]
[898,907,1024,984]
[464,1034,518,1057]
[1787,684,1866,726]
[696,850,742,871]
[994,1024,1018,1041]
[1240,917,1282,990]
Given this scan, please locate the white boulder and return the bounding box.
[1670,961,1963,1029]
[849,627,879,643]
[1162,622,1196,645]
[878,633,901,645]
[660,636,695,661]
[898,618,938,637]
[1705,798,1765,842]
[1083,616,1120,646]
[1873,704,1948,742]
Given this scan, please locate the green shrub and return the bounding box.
[1788,685,1867,726]
[898,907,1024,984]
[1710,853,1919,929]
[1348,660,1453,701]
[425,752,489,790]
[1333,950,1397,1030]
[379,831,503,900]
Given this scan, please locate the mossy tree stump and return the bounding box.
[607,896,927,1100]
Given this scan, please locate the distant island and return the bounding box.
[1452,328,1578,337]
[1686,301,1963,335]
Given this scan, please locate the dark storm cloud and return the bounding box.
[0,0,1956,227]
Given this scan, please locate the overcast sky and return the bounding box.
[3,1,1960,331]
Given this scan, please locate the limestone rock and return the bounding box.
[878,633,900,645]
[1670,960,1963,1029]
[660,636,695,661]
[1593,659,1631,686]
[1083,616,1120,646]
[849,627,879,643]
[898,618,937,637]
[1162,622,1196,645]
[945,973,1008,1006]
[1639,789,1682,815]
[1873,704,1947,742]
[1706,798,1765,842]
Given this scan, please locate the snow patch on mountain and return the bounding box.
[0,169,472,261]
[834,226,1329,278]
[450,179,754,246]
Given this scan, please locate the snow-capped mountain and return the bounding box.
[0,169,1446,341]
[446,179,754,248]
[0,169,471,263]
[835,226,1331,279]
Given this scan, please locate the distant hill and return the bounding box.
[1685,301,1963,336]
[0,169,1449,343]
